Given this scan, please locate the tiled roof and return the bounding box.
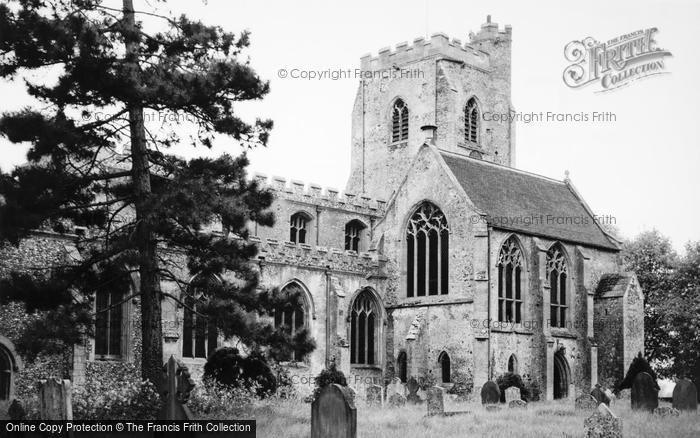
[595,273,633,298]
[440,152,618,250]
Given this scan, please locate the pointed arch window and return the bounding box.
[290,212,310,244]
[182,276,219,359]
[438,351,451,383]
[94,288,123,358]
[497,237,524,323]
[275,282,308,362]
[547,245,569,328]
[350,289,379,365]
[406,203,449,297]
[391,98,409,143]
[465,98,479,144]
[345,220,366,252]
[508,354,518,374]
[397,351,408,383]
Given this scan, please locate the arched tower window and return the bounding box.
[391,98,409,143]
[275,282,309,362]
[344,220,366,252]
[438,351,451,383]
[498,237,524,323]
[290,212,310,244]
[547,244,569,328]
[350,289,379,365]
[397,351,408,383]
[406,203,449,297]
[0,347,11,400]
[508,354,518,374]
[182,275,219,359]
[465,98,479,144]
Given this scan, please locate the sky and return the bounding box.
[1,0,699,251]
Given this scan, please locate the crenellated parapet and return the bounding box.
[254,173,386,217]
[251,236,386,275]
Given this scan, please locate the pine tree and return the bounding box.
[0,0,314,386]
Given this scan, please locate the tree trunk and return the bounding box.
[123,0,163,387]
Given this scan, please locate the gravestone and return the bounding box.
[39,379,72,420]
[387,377,404,398]
[311,384,357,438]
[508,399,527,409]
[583,403,622,438]
[631,372,658,411]
[591,385,611,406]
[388,393,406,408]
[366,384,382,407]
[406,377,422,404]
[672,378,698,412]
[653,406,680,417]
[426,386,444,416]
[575,394,598,410]
[504,387,520,404]
[159,355,195,420]
[485,404,501,412]
[8,399,25,421]
[480,381,500,404]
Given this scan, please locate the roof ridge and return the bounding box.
[438,149,565,184]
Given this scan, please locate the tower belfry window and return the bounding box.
[465,98,479,144]
[391,99,409,143]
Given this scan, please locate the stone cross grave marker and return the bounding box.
[584,403,622,438]
[504,387,520,404]
[426,386,444,416]
[631,372,658,412]
[39,379,72,420]
[480,381,500,405]
[366,384,382,407]
[672,378,697,412]
[311,384,357,438]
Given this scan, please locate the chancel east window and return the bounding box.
[275,282,307,362]
[547,245,569,328]
[391,98,409,143]
[406,203,449,297]
[497,237,524,323]
[344,220,365,252]
[350,289,379,365]
[290,212,309,244]
[465,98,479,144]
[95,288,123,358]
[182,277,219,359]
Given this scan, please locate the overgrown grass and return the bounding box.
[248,397,700,438]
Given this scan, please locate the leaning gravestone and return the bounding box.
[583,403,622,438]
[388,393,406,408]
[366,384,382,407]
[575,394,598,410]
[480,381,500,405]
[504,387,520,404]
[406,377,422,404]
[672,378,698,412]
[631,372,658,411]
[39,378,72,420]
[426,386,444,416]
[591,385,611,406]
[311,384,357,438]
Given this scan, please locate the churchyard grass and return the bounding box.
[250,397,700,438]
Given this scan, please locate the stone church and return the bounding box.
[0,17,643,405]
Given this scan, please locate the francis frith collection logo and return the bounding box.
[563,28,672,92]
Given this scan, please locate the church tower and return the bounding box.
[345,16,515,201]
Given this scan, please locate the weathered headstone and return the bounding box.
[508,399,527,409]
[504,387,520,404]
[426,386,444,416]
[590,385,611,406]
[652,406,680,417]
[388,393,406,408]
[480,381,500,404]
[387,377,404,398]
[575,394,599,410]
[672,378,698,412]
[366,384,382,407]
[631,372,658,411]
[583,403,622,438]
[39,378,72,420]
[406,377,422,404]
[311,384,357,438]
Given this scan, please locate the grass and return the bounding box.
[251,397,700,438]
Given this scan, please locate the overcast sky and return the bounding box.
[1,0,698,251]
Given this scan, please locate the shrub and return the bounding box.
[188,379,258,420]
[495,372,530,402]
[616,352,659,393]
[307,362,347,402]
[203,348,277,397]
